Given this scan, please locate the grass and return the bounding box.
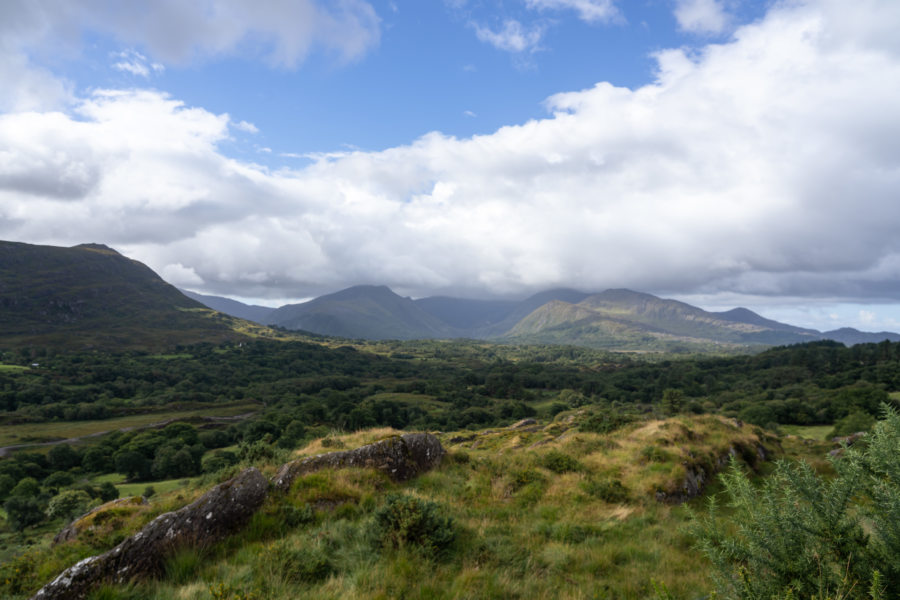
[90,473,195,498]
[0,363,29,372]
[3,416,834,600]
[780,424,834,441]
[116,478,197,498]
[0,402,259,448]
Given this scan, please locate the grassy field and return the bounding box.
[780,424,834,441]
[0,363,29,372]
[0,402,259,448]
[1,414,827,600]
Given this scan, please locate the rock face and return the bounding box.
[656,444,770,504]
[274,433,444,492]
[32,468,268,600]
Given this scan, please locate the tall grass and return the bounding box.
[7,415,824,600]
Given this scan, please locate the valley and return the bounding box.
[1,240,899,599]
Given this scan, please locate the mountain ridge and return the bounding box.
[187,284,899,350]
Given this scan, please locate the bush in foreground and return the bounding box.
[692,405,900,599]
[369,494,456,558]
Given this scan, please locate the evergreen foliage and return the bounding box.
[369,494,456,557]
[692,406,900,599]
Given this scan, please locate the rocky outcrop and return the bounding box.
[828,431,867,457]
[33,433,446,599]
[656,444,770,504]
[32,468,268,600]
[273,433,444,492]
[53,496,148,545]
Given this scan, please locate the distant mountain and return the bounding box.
[714,307,818,335]
[414,296,518,330]
[503,289,821,350]
[267,285,455,340]
[173,279,900,351]
[821,328,900,345]
[181,290,275,324]
[476,288,592,337]
[0,241,247,349]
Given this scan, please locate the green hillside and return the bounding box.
[0,241,248,350]
[504,289,820,351]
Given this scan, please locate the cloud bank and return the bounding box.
[1,0,900,307]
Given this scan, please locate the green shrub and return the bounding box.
[510,468,546,491]
[540,451,583,474]
[830,410,876,438]
[369,494,456,557]
[580,409,635,434]
[581,476,629,503]
[640,445,671,463]
[691,405,900,599]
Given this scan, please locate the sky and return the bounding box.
[1,0,900,333]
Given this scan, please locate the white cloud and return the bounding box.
[473,20,543,53]
[463,110,477,117]
[674,0,730,34]
[525,0,620,24]
[161,263,204,286]
[112,49,165,77]
[235,121,259,133]
[0,0,381,111]
[2,0,900,306]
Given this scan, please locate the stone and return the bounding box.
[32,468,268,600]
[510,418,537,429]
[273,433,444,492]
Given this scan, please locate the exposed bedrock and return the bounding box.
[32,467,268,600]
[273,432,445,492]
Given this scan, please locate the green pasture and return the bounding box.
[780,424,834,441]
[0,403,258,448]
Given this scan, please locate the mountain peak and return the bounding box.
[73,243,120,255]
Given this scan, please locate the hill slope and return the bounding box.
[505,289,821,350]
[0,241,246,349]
[267,285,456,340]
[180,289,275,324]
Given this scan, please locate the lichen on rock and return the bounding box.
[273,432,444,492]
[31,468,268,600]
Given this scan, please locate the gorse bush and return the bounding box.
[369,494,455,557]
[691,404,900,599]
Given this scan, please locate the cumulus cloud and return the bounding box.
[1,0,900,306]
[673,0,731,34]
[525,0,620,24]
[473,19,543,53]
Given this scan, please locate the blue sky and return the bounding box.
[64,1,766,162]
[2,0,900,332]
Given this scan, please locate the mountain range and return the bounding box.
[185,284,900,351]
[2,239,898,352]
